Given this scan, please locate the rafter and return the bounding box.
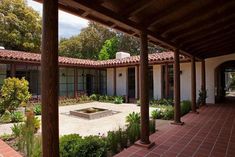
[197,46,235,58]
[120,0,155,18]
[143,0,191,27]
[160,0,235,36]
[171,13,235,42]
[180,23,235,48]
[190,38,235,54]
[184,29,235,50]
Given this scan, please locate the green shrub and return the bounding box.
[149,119,156,134]
[114,96,123,104]
[0,77,31,112]
[126,112,140,144]
[0,110,11,123]
[126,122,140,144]
[90,94,99,101]
[11,123,23,137]
[77,136,107,157]
[126,112,140,125]
[107,128,128,155]
[33,104,41,115]
[99,95,106,102]
[181,100,191,116]
[11,111,24,122]
[32,136,42,157]
[163,106,174,120]
[60,134,83,157]
[151,105,174,120]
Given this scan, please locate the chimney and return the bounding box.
[115,52,130,59]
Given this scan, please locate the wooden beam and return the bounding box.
[190,37,235,54]
[121,0,155,18]
[181,23,235,48]
[172,13,235,42]
[41,0,59,156]
[184,28,235,50]
[191,56,197,113]
[140,31,150,144]
[199,49,235,59]
[144,0,192,27]
[161,1,234,36]
[172,49,183,125]
[195,46,235,58]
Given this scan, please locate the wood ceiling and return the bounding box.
[36,0,235,59]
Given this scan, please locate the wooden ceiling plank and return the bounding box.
[160,1,235,36]
[180,22,235,48]
[190,38,235,54]
[144,0,191,27]
[196,46,235,58]
[121,0,155,18]
[185,29,235,50]
[171,13,235,42]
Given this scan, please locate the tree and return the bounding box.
[59,22,116,59]
[99,37,118,60]
[0,0,42,52]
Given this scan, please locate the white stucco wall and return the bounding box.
[106,53,234,104]
[180,62,202,101]
[116,67,127,96]
[205,53,235,104]
[153,65,162,99]
[107,68,114,96]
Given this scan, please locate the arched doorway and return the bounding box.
[215,60,235,103]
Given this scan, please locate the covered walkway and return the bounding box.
[115,101,235,157]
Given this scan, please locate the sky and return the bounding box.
[27,0,89,39]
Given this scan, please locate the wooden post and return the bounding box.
[41,0,59,156]
[139,31,150,144]
[165,63,169,98]
[114,67,116,96]
[191,56,197,112]
[10,64,16,77]
[172,49,183,125]
[137,65,140,99]
[201,59,206,106]
[74,68,78,98]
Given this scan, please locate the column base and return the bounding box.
[171,121,184,125]
[134,140,155,149]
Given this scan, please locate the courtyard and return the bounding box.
[0,102,169,136]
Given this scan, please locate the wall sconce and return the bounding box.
[119,73,122,77]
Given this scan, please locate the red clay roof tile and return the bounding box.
[0,49,188,67]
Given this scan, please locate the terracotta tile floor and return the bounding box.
[115,102,235,157]
[0,139,22,157]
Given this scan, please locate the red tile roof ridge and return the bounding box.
[0,49,188,67]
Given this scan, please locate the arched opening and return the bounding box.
[215,60,235,103]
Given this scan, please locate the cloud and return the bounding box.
[27,0,89,39]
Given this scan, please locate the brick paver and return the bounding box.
[0,139,22,157]
[115,101,235,157]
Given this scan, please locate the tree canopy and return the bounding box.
[0,0,42,52]
[59,22,165,60]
